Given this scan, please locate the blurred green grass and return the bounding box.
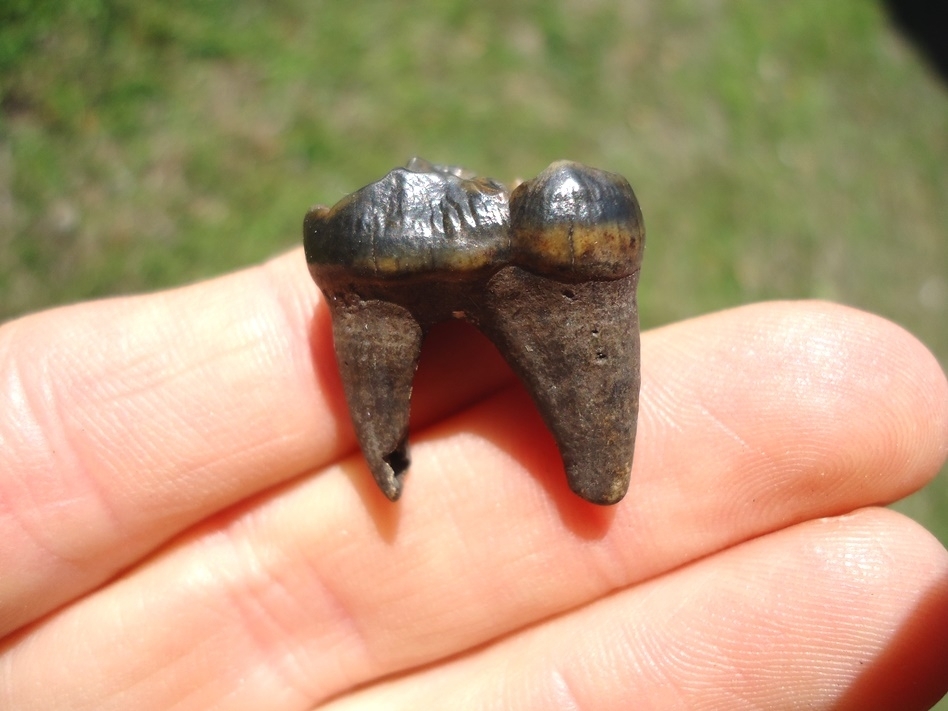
[1,0,947,693]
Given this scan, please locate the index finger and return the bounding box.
[0,248,512,635]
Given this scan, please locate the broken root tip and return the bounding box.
[373,445,410,501]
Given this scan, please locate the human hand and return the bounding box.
[1,250,946,710]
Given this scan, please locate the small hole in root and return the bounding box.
[383,446,410,480]
[561,288,576,301]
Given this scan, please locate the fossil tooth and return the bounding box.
[303,158,644,504]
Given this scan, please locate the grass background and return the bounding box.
[2,0,947,700]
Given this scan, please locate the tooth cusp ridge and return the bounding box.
[304,162,511,280]
[508,160,645,281]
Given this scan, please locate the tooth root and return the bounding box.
[325,296,424,501]
[482,267,641,505]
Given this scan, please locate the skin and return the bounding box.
[0,249,947,710]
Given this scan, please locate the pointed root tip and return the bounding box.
[370,444,410,502]
[567,467,631,506]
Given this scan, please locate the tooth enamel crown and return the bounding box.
[304,158,645,505]
[305,159,644,282]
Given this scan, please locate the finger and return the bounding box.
[2,302,945,710]
[0,248,513,634]
[322,509,948,711]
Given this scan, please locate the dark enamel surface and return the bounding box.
[304,161,510,278]
[509,160,644,281]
